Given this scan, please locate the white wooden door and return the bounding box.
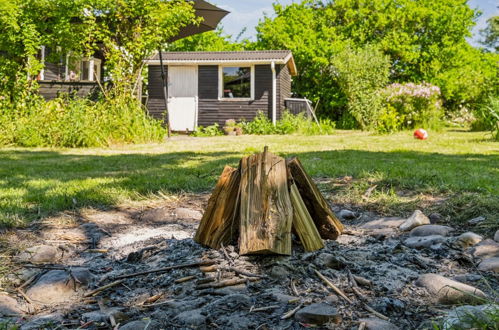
[168,66,198,131]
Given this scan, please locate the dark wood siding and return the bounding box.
[146,65,167,120]
[197,64,273,127]
[278,64,292,118]
[38,81,99,100]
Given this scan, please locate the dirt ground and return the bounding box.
[0,192,497,330]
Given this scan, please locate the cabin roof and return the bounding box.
[147,50,297,76]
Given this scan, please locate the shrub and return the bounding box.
[379,82,444,133]
[0,96,166,147]
[192,123,224,137]
[239,111,335,135]
[472,96,499,141]
[331,45,391,130]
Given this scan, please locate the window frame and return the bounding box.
[218,64,255,101]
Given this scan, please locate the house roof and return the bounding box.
[146,50,297,76]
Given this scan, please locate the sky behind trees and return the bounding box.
[214,0,498,45]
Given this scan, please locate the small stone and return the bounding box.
[141,208,171,222]
[399,210,430,231]
[454,232,483,249]
[315,253,347,269]
[83,308,127,324]
[469,239,499,259]
[295,303,341,325]
[495,230,499,242]
[428,213,442,223]
[175,309,206,327]
[478,257,499,273]
[270,265,290,280]
[266,289,299,303]
[26,268,92,304]
[452,274,482,283]
[20,313,63,330]
[338,209,356,220]
[16,245,59,264]
[468,216,486,225]
[404,235,446,249]
[415,274,487,305]
[409,225,454,237]
[359,317,399,330]
[360,217,405,230]
[442,305,498,330]
[0,295,22,316]
[120,320,158,330]
[174,208,202,220]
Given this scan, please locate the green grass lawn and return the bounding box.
[1,129,498,231]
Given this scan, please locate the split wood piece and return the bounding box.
[314,270,353,304]
[287,157,344,239]
[195,277,260,290]
[289,183,324,252]
[200,265,265,278]
[281,303,303,320]
[239,147,293,255]
[194,166,241,249]
[114,260,216,280]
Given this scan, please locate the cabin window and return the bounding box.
[219,66,254,100]
[38,46,101,82]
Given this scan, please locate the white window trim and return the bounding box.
[218,65,255,101]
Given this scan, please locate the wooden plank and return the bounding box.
[239,147,293,255]
[289,183,324,252]
[194,166,241,249]
[287,157,344,240]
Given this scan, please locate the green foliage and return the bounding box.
[192,123,224,137]
[378,82,444,133]
[169,27,249,52]
[472,96,499,141]
[0,97,166,147]
[331,45,390,130]
[239,111,335,135]
[481,15,499,52]
[256,0,498,115]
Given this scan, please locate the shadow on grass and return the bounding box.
[0,148,498,227]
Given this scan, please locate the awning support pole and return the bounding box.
[159,49,171,139]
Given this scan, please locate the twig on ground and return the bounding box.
[281,304,303,320]
[84,280,124,297]
[358,321,367,330]
[175,275,197,284]
[196,277,260,290]
[361,302,390,321]
[314,270,353,304]
[250,305,279,312]
[115,260,216,280]
[290,279,300,296]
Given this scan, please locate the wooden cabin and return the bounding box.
[37,46,104,100]
[145,50,297,131]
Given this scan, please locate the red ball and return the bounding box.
[414,129,428,140]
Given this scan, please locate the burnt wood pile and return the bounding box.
[194,147,344,255]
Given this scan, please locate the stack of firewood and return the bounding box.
[194,147,344,255]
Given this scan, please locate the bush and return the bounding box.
[192,123,224,137]
[472,96,499,141]
[239,111,335,135]
[378,82,444,133]
[331,45,391,130]
[0,96,166,147]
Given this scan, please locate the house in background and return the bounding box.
[145,50,297,131]
[37,46,104,100]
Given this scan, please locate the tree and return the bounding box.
[256,0,496,116]
[481,15,499,52]
[169,27,249,52]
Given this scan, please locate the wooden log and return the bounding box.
[289,183,324,252]
[287,157,344,239]
[239,147,293,255]
[194,166,241,249]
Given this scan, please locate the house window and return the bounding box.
[220,66,254,99]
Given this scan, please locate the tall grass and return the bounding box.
[0,97,166,147]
